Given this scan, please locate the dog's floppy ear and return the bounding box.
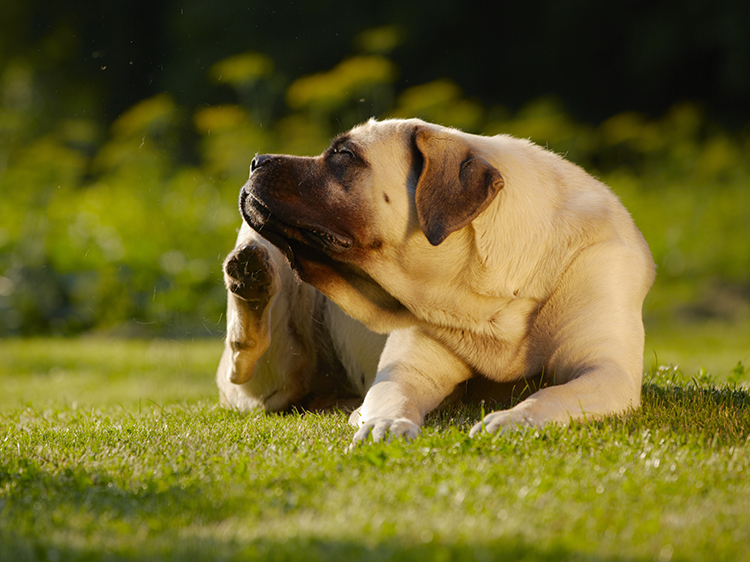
[413,128,504,246]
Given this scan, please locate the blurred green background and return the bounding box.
[1,0,748,374]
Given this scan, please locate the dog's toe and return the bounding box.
[469,410,537,437]
[351,417,421,446]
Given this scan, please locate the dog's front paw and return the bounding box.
[351,417,421,446]
[469,409,539,437]
[223,243,280,304]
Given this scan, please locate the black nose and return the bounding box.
[251,154,274,172]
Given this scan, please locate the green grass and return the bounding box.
[0,338,220,409]
[644,319,750,383]
[1,338,749,561]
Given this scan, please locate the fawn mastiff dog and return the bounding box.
[216,118,655,444]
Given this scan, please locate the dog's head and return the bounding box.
[240,119,504,328]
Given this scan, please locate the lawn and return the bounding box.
[1,337,749,562]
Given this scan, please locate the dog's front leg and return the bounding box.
[349,327,472,444]
[469,240,652,435]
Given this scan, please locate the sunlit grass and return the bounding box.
[0,338,221,409]
[1,338,749,561]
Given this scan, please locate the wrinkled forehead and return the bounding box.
[345,119,426,179]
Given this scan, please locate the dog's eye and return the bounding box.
[333,146,355,158]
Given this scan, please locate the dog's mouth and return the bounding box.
[239,189,353,266]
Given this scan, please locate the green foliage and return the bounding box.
[286,56,396,114]
[1,338,749,561]
[1,47,749,336]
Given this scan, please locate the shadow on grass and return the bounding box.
[0,459,242,561]
[0,532,670,562]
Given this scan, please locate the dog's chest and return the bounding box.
[426,308,538,383]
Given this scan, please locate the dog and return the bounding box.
[216,118,655,443]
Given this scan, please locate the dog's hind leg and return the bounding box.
[217,224,335,412]
[217,226,281,393]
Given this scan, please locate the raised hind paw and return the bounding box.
[223,243,280,306]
